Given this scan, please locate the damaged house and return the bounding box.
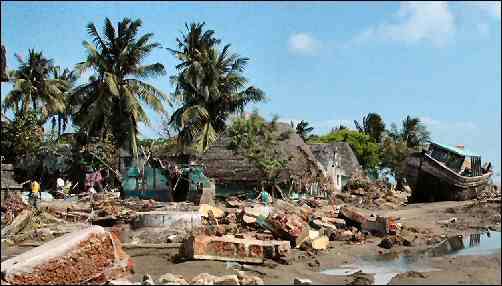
[308,142,364,192]
[196,122,326,198]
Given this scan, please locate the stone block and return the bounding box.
[184,235,264,263]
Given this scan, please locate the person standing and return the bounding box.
[31,180,41,208]
[256,187,272,206]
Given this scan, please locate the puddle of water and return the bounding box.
[321,231,501,285]
[449,231,501,256]
[321,255,440,285]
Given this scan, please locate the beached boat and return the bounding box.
[404,142,492,202]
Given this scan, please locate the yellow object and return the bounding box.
[198,204,224,218]
[31,181,40,193]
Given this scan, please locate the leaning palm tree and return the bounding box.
[73,17,167,160]
[168,22,265,153]
[295,120,314,140]
[2,49,66,120]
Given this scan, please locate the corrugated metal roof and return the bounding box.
[431,142,480,157]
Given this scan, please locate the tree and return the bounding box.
[295,120,314,141]
[50,67,79,136]
[381,115,431,189]
[1,45,7,82]
[2,49,67,120]
[73,17,167,160]
[228,111,288,190]
[1,111,44,163]
[309,129,381,174]
[354,113,386,143]
[168,22,265,153]
[387,115,430,149]
[331,125,347,133]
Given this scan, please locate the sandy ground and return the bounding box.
[127,200,501,285]
[3,200,500,285]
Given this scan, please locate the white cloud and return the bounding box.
[355,1,456,47]
[421,116,477,130]
[288,33,320,55]
[470,1,501,20]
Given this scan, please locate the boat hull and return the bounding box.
[404,152,491,202]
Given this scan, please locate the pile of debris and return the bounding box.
[477,184,501,202]
[339,173,409,209]
[1,226,132,285]
[1,192,29,225]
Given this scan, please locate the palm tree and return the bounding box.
[2,49,66,120]
[354,113,386,143]
[295,120,314,140]
[73,17,167,160]
[400,115,430,148]
[168,22,265,153]
[1,45,7,82]
[50,67,79,136]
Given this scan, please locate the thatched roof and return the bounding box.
[1,164,23,190]
[308,142,363,177]
[196,122,325,186]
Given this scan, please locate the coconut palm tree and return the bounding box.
[2,49,66,120]
[50,67,79,136]
[1,45,7,82]
[295,120,314,140]
[354,113,386,143]
[168,22,265,152]
[73,17,167,160]
[400,115,430,148]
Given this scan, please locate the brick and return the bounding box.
[184,235,264,263]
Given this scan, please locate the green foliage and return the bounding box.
[228,111,288,184]
[2,49,67,121]
[1,111,44,162]
[388,116,430,148]
[295,120,314,141]
[380,115,430,188]
[72,17,167,159]
[308,129,381,172]
[354,113,386,143]
[168,22,265,153]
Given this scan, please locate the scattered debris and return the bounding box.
[293,277,313,285]
[1,226,132,284]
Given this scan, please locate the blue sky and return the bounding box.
[1,1,501,180]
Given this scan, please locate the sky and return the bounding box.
[1,1,501,181]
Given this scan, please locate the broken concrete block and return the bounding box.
[133,211,202,229]
[340,207,368,225]
[158,273,188,285]
[334,230,354,241]
[237,271,264,285]
[213,274,240,285]
[190,273,217,285]
[293,277,313,285]
[1,226,131,284]
[108,279,135,285]
[267,211,309,247]
[1,209,32,237]
[312,236,329,250]
[142,274,155,285]
[184,235,264,263]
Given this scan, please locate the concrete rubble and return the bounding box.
[0,173,415,285]
[1,226,132,284]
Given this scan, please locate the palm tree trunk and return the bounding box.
[58,115,62,136]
